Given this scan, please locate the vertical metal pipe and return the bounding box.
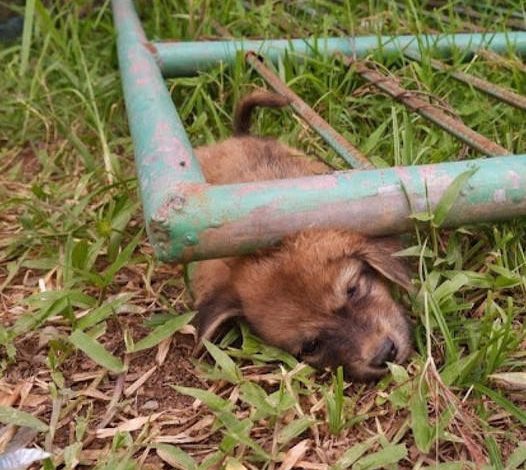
[339,55,510,157]
[111,0,205,258]
[246,52,373,169]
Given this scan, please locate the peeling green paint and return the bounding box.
[158,156,526,262]
[111,0,526,264]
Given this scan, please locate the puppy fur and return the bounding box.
[191,89,412,382]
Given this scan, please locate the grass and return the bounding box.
[1,0,526,468]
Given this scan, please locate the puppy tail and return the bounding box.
[233,90,290,136]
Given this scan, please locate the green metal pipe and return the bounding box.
[156,155,526,262]
[112,0,205,250]
[112,1,526,263]
[153,32,526,77]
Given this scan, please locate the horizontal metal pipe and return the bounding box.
[155,155,526,262]
[405,50,526,111]
[153,32,526,77]
[245,52,373,169]
[112,0,205,254]
[339,55,510,157]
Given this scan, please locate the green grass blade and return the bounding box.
[485,436,504,470]
[69,329,126,374]
[77,293,135,330]
[505,442,526,470]
[410,387,432,453]
[216,411,270,460]
[102,230,143,283]
[475,384,526,426]
[239,382,276,417]
[353,443,407,470]
[332,437,378,469]
[20,0,36,76]
[131,312,195,352]
[203,339,242,384]
[0,406,48,432]
[277,416,314,445]
[156,444,198,470]
[174,386,232,412]
[440,351,480,386]
[433,168,478,227]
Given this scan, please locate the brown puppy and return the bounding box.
[191,90,412,382]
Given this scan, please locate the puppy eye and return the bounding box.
[301,339,320,356]
[347,286,357,299]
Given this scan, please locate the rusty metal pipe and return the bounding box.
[477,48,526,74]
[443,3,525,31]
[339,55,510,157]
[405,49,526,111]
[246,52,373,169]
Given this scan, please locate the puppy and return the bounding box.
[190,90,413,382]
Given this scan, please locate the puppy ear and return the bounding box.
[193,288,242,354]
[360,238,414,292]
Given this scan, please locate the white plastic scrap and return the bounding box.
[0,448,51,470]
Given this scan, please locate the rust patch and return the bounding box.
[144,41,158,55]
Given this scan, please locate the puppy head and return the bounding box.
[195,229,413,382]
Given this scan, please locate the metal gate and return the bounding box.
[111,0,526,263]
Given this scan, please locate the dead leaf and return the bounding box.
[225,457,248,470]
[95,413,163,438]
[153,415,216,444]
[75,389,111,401]
[155,338,171,366]
[279,439,310,470]
[124,366,157,397]
[0,383,21,407]
[489,372,526,391]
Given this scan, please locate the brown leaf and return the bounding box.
[279,439,311,470]
[124,366,157,397]
[95,413,163,438]
[489,373,526,391]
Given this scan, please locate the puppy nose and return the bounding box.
[371,338,397,367]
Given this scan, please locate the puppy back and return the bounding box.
[234,90,290,135]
